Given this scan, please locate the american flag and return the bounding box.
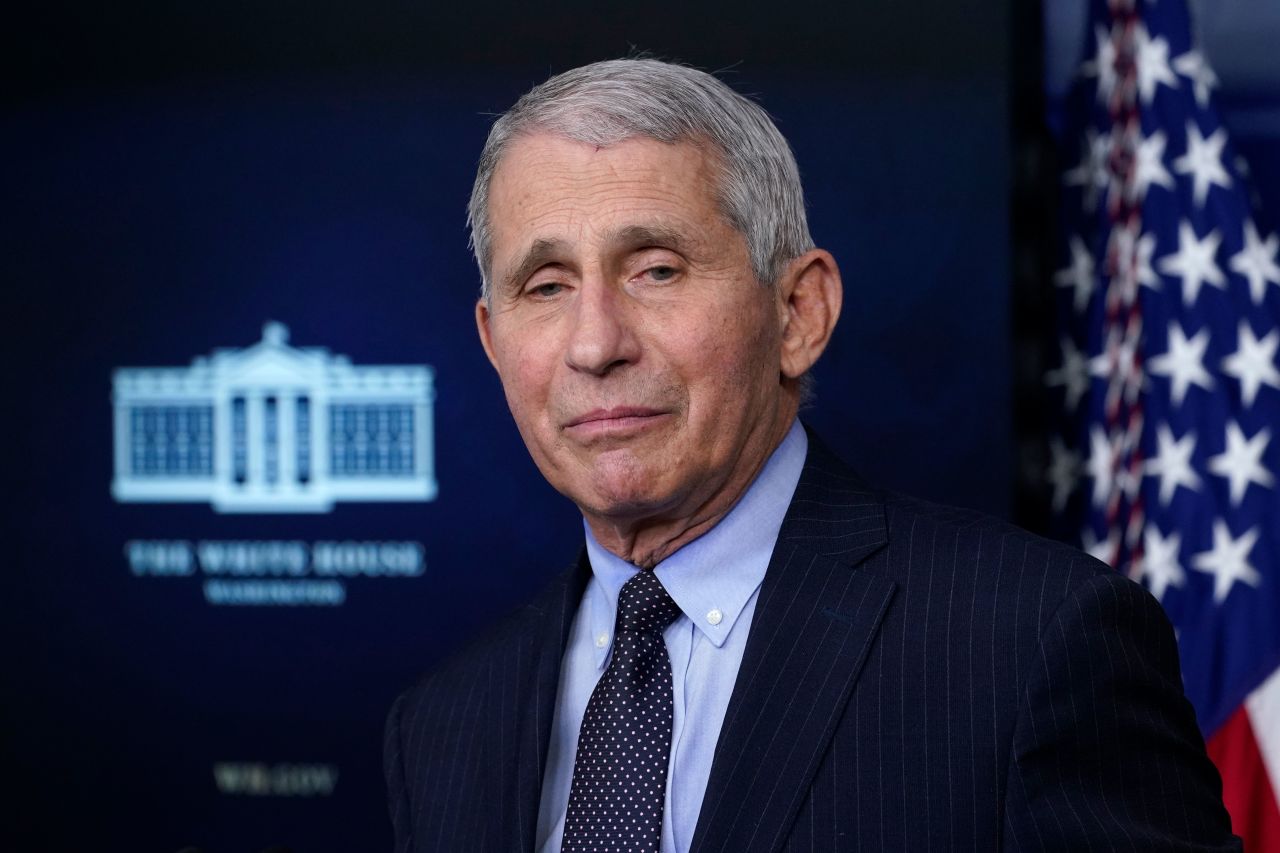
[1048,0,1280,847]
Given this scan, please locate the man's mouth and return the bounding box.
[563,407,670,439]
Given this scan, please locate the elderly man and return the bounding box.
[384,58,1239,852]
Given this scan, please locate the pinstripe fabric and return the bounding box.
[385,560,589,853]
[385,431,1240,852]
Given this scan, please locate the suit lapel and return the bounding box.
[690,435,897,853]
[494,553,590,852]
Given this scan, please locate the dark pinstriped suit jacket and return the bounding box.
[384,434,1240,851]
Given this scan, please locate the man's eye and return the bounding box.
[647,266,677,282]
[529,282,564,298]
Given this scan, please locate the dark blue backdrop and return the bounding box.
[5,70,1010,851]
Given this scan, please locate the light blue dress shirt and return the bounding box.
[535,419,808,853]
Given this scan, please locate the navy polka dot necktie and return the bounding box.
[562,569,682,852]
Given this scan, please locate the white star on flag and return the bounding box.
[1133,232,1161,291]
[1081,24,1118,106]
[1089,327,1140,384]
[1110,229,1162,303]
[1172,49,1219,107]
[1046,437,1081,512]
[1046,337,1091,411]
[1133,130,1175,202]
[1145,423,1200,505]
[1108,229,1162,303]
[1087,425,1116,508]
[1082,525,1120,567]
[1134,24,1179,104]
[1222,321,1280,407]
[1157,221,1226,305]
[1191,520,1262,604]
[1116,463,1144,503]
[1055,235,1096,313]
[1138,525,1186,602]
[1207,422,1275,505]
[1148,321,1215,405]
[1229,220,1280,304]
[1091,334,1145,408]
[1173,123,1233,207]
[1064,127,1112,212]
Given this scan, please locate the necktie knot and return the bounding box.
[616,569,682,636]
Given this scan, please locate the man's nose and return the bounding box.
[564,280,639,376]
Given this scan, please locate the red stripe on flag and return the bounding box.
[1206,705,1280,851]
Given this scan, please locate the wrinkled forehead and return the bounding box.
[487,132,728,238]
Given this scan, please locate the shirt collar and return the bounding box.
[583,419,808,669]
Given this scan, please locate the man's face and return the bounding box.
[477,133,794,529]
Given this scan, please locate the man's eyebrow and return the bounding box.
[607,224,693,254]
[499,238,568,296]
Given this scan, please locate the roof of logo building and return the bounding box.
[113,322,433,398]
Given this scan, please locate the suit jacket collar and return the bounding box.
[688,429,896,853]
[504,427,895,853]
[499,553,591,852]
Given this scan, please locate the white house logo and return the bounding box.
[111,322,437,513]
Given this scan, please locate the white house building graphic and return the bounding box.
[111,323,437,513]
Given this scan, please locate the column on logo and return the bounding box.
[214,392,232,483]
[246,390,266,491]
[312,390,330,488]
[414,397,432,480]
[114,396,132,478]
[278,392,297,490]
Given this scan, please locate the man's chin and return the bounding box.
[572,469,682,525]
[583,483,671,520]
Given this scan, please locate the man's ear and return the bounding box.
[475,298,501,371]
[777,249,843,379]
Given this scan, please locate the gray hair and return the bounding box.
[467,58,814,299]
